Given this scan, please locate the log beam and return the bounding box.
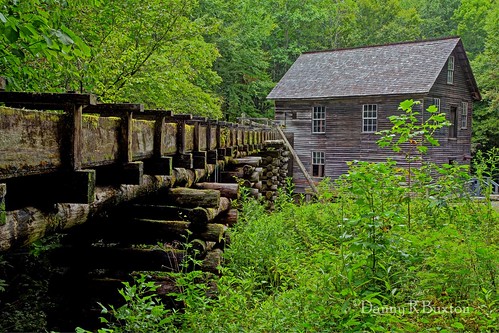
[187,197,231,228]
[166,188,220,208]
[215,208,238,226]
[0,174,189,252]
[132,219,226,243]
[194,182,239,200]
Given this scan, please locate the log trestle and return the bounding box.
[0,89,290,329]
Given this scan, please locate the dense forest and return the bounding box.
[0,0,498,150]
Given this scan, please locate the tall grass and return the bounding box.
[180,161,498,333]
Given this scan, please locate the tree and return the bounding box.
[401,0,460,38]
[0,0,91,91]
[197,0,275,120]
[64,0,223,117]
[471,0,499,152]
[352,0,421,46]
[453,0,492,60]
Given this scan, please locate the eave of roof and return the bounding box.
[267,37,481,101]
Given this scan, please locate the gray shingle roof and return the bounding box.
[267,37,464,100]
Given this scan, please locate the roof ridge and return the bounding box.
[303,36,461,55]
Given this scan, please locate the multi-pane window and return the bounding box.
[312,152,325,177]
[447,56,454,84]
[362,104,377,132]
[449,106,458,138]
[312,106,326,133]
[461,101,468,129]
[433,98,441,111]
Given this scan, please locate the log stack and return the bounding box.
[125,185,239,273]
[259,140,289,209]
[220,156,263,200]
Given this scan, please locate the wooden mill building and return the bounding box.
[267,37,481,192]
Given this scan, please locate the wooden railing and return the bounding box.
[0,91,278,205]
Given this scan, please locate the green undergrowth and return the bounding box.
[181,169,498,332]
[83,157,498,333]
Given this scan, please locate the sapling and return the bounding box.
[376,99,450,229]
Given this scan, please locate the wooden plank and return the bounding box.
[0,184,6,225]
[83,103,144,115]
[0,91,97,108]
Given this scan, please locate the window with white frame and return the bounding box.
[362,104,377,132]
[433,98,441,112]
[312,106,326,133]
[461,101,468,129]
[447,56,454,84]
[312,151,325,177]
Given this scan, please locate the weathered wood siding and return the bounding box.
[425,49,474,166]
[276,54,474,194]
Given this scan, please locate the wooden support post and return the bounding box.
[120,110,134,163]
[153,114,166,158]
[225,147,234,158]
[121,161,143,185]
[274,126,318,195]
[193,151,207,169]
[173,119,193,168]
[65,104,83,171]
[173,153,193,169]
[207,120,217,151]
[63,169,96,204]
[144,156,173,176]
[216,122,222,148]
[0,184,6,225]
[217,148,226,160]
[207,150,218,164]
[193,121,201,152]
